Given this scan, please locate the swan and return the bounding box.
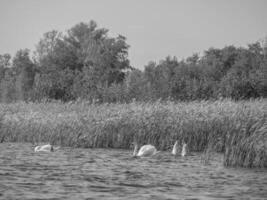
[171,140,179,155]
[132,142,159,157]
[34,144,57,152]
[181,142,190,157]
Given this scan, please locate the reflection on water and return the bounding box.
[0,143,266,200]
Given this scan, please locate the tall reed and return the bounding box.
[0,99,266,168]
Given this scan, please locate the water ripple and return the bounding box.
[0,143,266,200]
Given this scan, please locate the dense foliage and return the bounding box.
[0,20,266,102]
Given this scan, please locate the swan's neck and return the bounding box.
[172,142,178,155]
[133,144,138,156]
[34,146,40,152]
[181,144,187,157]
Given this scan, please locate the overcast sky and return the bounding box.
[0,0,267,69]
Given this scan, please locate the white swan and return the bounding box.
[34,144,56,152]
[171,140,179,155]
[133,142,158,157]
[181,142,190,157]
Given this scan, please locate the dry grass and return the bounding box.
[0,99,266,168]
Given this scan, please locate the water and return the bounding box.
[0,143,266,200]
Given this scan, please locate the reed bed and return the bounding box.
[0,99,266,168]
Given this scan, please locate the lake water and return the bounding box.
[0,143,266,200]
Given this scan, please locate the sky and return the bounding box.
[0,0,267,69]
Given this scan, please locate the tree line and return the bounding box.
[0,20,266,103]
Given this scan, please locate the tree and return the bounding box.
[0,68,16,102]
[0,53,11,80]
[12,49,35,100]
[33,21,131,101]
[124,69,146,101]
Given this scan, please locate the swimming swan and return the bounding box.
[171,140,179,155]
[34,144,58,152]
[133,142,159,157]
